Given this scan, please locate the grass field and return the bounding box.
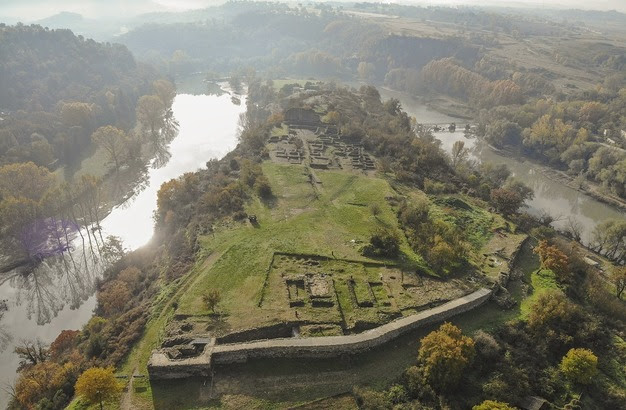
[175,162,429,330]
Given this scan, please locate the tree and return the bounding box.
[450,140,469,168]
[14,339,49,371]
[324,111,340,124]
[98,280,131,316]
[609,266,626,299]
[503,178,534,202]
[117,266,143,293]
[0,162,57,202]
[357,61,376,81]
[480,163,510,187]
[472,400,515,410]
[60,102,94,131]
[49,330,80,360]
[490,188,523,215]
[152,79,176,108]
[203,289,221,313]
[136,95,165,139]
[417,322,475,391]
[91,126,128,172]
[428,235,456,272]
[560,348,598,385]
[527,290,584,349]
[592,219,626,264]
[484,120,522,147]
[254,175,273,199]
[533,240,569,278]
[15,360,78,409]
[74,367,122,410]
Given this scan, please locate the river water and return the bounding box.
[0,88,246,406]
[379,87,626,245]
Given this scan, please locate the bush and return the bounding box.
[530,225,555,240]
[202,289,221,313]
[473,400,515,410]
[353,387,390,410]
[386,384,408,404]
[361,227,400,258]
[423,178,447,194]
[473,330,501,361]
[404,365,436,403]
[254,176,273,199]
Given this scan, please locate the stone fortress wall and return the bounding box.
[148,287,492,379]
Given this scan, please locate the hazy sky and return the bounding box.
[0,0,624,21]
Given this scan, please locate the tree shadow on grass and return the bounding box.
[259,193,278,209]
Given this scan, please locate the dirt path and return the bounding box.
[120,367,136,410]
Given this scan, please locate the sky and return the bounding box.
[0,0,625,21]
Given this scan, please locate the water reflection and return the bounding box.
[8,233,120,326]
[151,115,180,170]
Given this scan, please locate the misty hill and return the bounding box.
[0,24,156,113]
[35,11,84,27]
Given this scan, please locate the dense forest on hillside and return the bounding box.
[0,24,178,268]
[0,24,158,169]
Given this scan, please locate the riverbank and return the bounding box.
[488,144,626,213]
[376,83,626,218]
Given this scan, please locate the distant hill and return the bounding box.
[35,11,85,27]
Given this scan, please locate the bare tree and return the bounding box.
[14,338,49,370]
[565,217,583,242]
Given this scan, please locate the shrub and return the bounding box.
[353,387,390,410]
[387,384,408,404]
[560,348,598,385]
[362,227,400,258]
[254,175,273,199]
[473,400,515,410]
[203,289,221,313]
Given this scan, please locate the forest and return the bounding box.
[0,24,157,170]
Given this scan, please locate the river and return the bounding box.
[0,86,246,407]
[379,87,626,245]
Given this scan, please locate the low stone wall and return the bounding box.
[148,348,213,379]
[148,288,492,379]
[216,322,295,344]
[211,288,491,364]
